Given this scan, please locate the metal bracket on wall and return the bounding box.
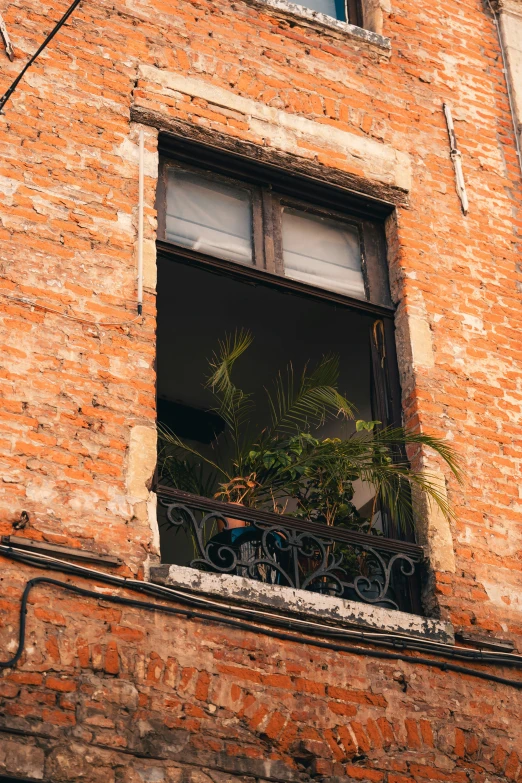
[0,11,14,61]
[443,103,469,215]
[1,534,124,567]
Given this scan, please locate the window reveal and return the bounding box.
[155,143,420,613]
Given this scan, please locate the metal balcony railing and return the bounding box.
[157,486,424,613]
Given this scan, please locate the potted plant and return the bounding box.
[157,331,461,581]
[158,330,355,520]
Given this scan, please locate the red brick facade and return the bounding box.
[0,0,522,779]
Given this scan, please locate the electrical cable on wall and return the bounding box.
[4,544,522,665]
[0,545,521,689]
[137,127,145,316]
[0,2,147,317]
[0,0,84,113]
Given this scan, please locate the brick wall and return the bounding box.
[0,0,521,778]
[1,578,522,780]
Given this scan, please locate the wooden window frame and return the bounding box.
[346,0,363,27]
[157,159,392,311]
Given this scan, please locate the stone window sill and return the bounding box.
[150,564,454,644]
[245,0,391,51]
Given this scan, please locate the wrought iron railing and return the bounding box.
[157,486,425,613]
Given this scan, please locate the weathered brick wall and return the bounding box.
[1,577,522,781]
[0,0,521,777]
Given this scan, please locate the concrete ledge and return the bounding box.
[151,564,455,644]
[247,0,391,50]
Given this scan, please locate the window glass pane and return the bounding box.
[166,169,253,265]
[297,0,345,20]
[282,208,365,299]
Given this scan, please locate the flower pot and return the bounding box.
[217,502,247,533]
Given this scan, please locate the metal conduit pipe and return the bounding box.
[137,127,145,315]
[486,0,522,178]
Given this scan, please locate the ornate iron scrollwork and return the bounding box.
[158,488,423,612]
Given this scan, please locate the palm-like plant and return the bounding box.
[157,330,461,534]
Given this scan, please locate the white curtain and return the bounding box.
[282,208,365,298]
[166,169,253,265]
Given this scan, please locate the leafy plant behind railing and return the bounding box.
[158,330,462,535]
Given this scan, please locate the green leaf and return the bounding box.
[356,419,381,432]
[265,355,356,437]
[205,329,255,474]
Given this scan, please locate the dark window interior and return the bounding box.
[157,399,226,444]
[156,257,390,564]
[0,777,46,783]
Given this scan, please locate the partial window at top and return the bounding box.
[297,0,363,26]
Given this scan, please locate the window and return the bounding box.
[157,159,392,309]
[165,169,254,265]
[154,138,421,615]
[295,0,363,26]
[281,208,365,297]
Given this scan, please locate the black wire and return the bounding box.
[0,0,84,114]
[5,546,522,668]
[0,562,521,689]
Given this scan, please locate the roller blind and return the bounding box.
[282,208,365,299]
[166,169,253,265]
